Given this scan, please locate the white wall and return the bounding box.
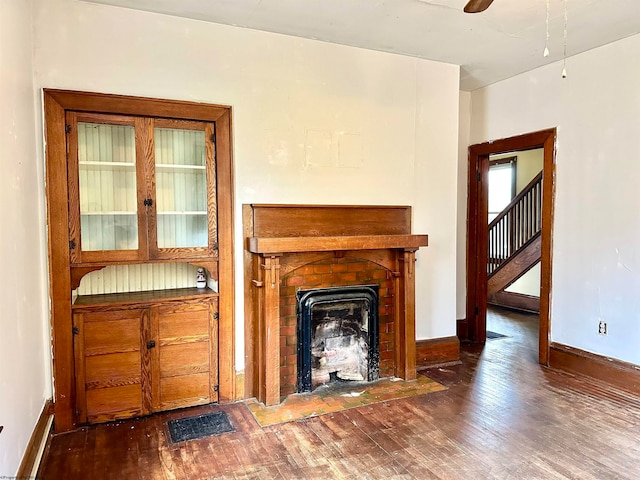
[32,0,460,369]
[506,262,540,297]
[0,0,52,475]
[514,148,543,193]
[470,33,640,365]
[456,91,471,320]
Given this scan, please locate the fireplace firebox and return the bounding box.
[297,285,379,393]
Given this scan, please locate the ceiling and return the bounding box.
[84,0,640,91]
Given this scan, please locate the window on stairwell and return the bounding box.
[488,156,517,223]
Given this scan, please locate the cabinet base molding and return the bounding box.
[416,336,460,368]
[17,399,53,480]
[550,343,640,396]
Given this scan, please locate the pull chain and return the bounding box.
[562,0,568,78]
[543,0,550,57]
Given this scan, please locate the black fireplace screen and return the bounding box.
[297,285,379,393]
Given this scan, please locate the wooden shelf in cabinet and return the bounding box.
[157,211,208,215]
[73,287,218,311]
[78,161,136,168]
[80,211,137,216]
[155,163,206,170]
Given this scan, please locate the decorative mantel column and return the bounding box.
[259,254,282,406]
[396,248,418,380]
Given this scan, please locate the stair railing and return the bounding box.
[488,171,542,276]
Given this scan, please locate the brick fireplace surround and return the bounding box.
[243,205,428,406]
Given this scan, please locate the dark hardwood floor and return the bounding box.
[39,308,640,479]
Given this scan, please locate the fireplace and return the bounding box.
[244,204,428,406]
[297,285,379,393]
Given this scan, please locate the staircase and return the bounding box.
[487,171,542,302]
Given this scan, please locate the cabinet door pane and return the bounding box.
[78,122,138,251]
[154,127,208,248]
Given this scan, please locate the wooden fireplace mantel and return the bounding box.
[249,234,428,254]
[243,204,428,406]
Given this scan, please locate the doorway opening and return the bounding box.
[464,129,555,365]
[487,150,542,313]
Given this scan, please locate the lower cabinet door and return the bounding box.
[73,298,219,425]
[151,299,219,412]
[73,309,150,424]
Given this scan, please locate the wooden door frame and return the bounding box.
[465,128,556,365]
[44,89,235,432]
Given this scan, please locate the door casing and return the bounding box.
[465,128,556,365]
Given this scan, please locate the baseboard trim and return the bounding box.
[489,291,540,313]
[17,399,53,479]
[549,343,640,396]
[416,336,460,368]
[456,318,468,341]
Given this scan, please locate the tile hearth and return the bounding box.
[246,373,445,427]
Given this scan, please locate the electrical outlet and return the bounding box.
[598,320,607,335]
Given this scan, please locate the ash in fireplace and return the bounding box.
[311,312,369,388]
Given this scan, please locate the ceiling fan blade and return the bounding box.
[464,0,494,13]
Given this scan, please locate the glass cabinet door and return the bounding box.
[68,113,145,264]
[149,119,217,259]
[67,114,217,265]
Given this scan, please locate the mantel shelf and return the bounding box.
[248,234,428,254]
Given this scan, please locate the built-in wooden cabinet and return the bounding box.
[73,291,218,424]
[44,90,235,432]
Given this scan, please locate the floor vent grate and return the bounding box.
[486,331,508,340]
[167,411,235,443]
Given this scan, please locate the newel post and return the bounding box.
[261,254,282,405]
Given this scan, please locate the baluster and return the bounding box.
[537,183,541,231]
[523,193,528,243]
[508,212,511,259]
[494,220,498,270]
[501,217,505,265]
[497,219,501,268]
[529,190,536,237]
[493,224,497,272]
[488,226,492,274]
[502,217,506,264]
[521,198,525,248]
[523,196,527,245]
[533,182,540,233]
[525,197,528,246]
[500,216,504,264]
[513,202,517,251]
[529,190,533,238]
[525,193,529,242]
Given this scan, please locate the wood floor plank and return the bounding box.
[39,308,640,479]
